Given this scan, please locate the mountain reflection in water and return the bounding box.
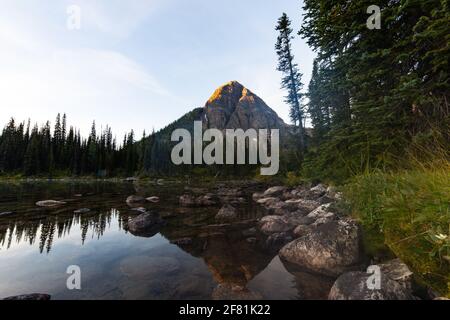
[0,181,334,300]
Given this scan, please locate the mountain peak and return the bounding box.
[207,81,245,105]
[203,81,286,131]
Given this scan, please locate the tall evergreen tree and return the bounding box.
[275,13,305,150]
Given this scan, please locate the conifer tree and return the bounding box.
[275,13,305,150]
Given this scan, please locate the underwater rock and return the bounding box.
[73,208,91,214]
[215,204,238,221]
[126,195,146,204]
[3,293,51,300]
[127,212,165,238]
[36,200,66,207]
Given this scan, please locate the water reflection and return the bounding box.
[0,182,334,300]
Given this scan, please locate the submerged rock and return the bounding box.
[171,237,193,245]
[215,204,238,221]
[36,200,66,207]
[265,232,293,248]
[279,218,362,276]
[127,212,165,238]
[328,271,415,300]
[179,194,218,207]
[126,195,146,205]
[146,196,160,203]
[242,227,257,237]
[212,284,263,300]
[3,293,51,300]
[73,208,91,214]
[179,194,196,207]
[196,194,218,206]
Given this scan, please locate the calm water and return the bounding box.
[0,181,334,300]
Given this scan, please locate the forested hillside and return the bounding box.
[298,0,449,181]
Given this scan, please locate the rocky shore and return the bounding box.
[174,182,421,300]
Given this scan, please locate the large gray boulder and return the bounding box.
[279,218,362,276]
[328,271,415,300]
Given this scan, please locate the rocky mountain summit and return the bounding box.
[203,81,287,131]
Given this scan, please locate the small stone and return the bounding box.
[126,195,146,204]
[73,208,91,214]
[216,204,238,221]
[258,215,291,235]
[146,196,160,203]
[379,259,413,283]
[179,194,196,207]
[127,212,165,237]
[256,197,278,205]
[242,227,257,237]
[266,232,293,248]
[263,186,287,197]
[171,238,192,245]
[310,184,327,198]
[36,200,66,207]
[307,203,334,219]
[293,224,313,238]
[0,211,14,217]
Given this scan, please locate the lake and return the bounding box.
[0,181,335,300]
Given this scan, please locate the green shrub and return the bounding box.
[345,164,450,296]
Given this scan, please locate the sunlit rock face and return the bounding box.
[203,81,287,131]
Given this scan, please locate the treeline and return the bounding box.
[281,0,449,182]
[0,114,142,177]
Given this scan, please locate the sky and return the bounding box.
[0,0,315,138]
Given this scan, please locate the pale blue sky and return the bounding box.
[0,0,315,137]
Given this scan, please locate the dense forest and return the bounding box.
[275,0,449,182]
[0,114,143,177]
